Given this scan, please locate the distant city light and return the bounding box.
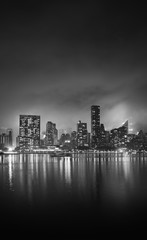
[118,149,123,153]
[8,147,13,152]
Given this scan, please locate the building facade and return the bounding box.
[46,121,58,146]
[91,105,100,148]
[0,128,13,149]
[77,120,88,147]
[110,120,128,148]
[19,115,40,151]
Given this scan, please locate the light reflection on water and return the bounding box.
[0,154,146,203]
[1,153,147,234]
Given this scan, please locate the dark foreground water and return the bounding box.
[0,153,147,239]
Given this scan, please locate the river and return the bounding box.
[0,153,147,239]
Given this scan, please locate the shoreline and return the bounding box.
[0,149,147,156]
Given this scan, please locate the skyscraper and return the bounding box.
[7,128,13,147]
[121,120,128,135]
[71,131,77,149]
[0,128,13,149]
[110,120,128,148]
[91,105,100,148]
[19,115,40,151]
[77,120,87,147]
[46,121,58,146]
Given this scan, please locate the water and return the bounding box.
[0,153,147,238]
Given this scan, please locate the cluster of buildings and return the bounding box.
[1,105,147,152]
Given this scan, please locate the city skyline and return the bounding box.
[0,109,132,141]
[1,3,147,140]
[0,106,142,146]
[0,106,143,150]
[1,109,147,156]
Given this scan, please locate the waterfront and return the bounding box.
[1,153,147,238]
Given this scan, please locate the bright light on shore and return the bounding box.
[8,147,13,152]
[118,149,123,153]
[118,148,127,153]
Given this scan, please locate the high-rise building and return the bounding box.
[19,115,40,151]
[46,121,58,146]
[7,128,13,147]
[87,132,91,147]
[16,136,19,148]
[121,120,128,135]
[91,105,100,148]
[110,120,128,148]
[0,128,13,149]
[71,131,77,148]
[77,120,87,147]
[99,123,106,148]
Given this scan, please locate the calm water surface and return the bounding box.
[0,153,147,238]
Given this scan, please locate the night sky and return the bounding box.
[1,2,147,141]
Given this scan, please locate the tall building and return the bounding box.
[19,115,40,151]
[7,128,13,147]
[71,131,77,149]
[16,136,19,148]
[46,121,58,146]
[99,123,106,148]
[110,120,128,148]
[77,120,87,147]
[87,132,91,147]
[91,105,100,148]
[0,128,13,149]
[121,120,128,135]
